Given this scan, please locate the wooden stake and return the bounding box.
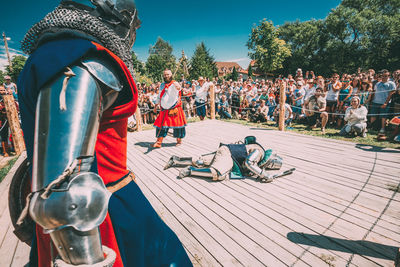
[278,82,286,131]
[135,107,142,132]
[209,84,215,120]
[2,95,25,154]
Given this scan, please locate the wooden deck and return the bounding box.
[1,120,400,266]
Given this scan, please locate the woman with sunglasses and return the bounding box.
[336,75,353,128]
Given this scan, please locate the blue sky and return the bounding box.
[1,0,341,70]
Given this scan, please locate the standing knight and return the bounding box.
[152,69,187,147]
[17,1,192,266]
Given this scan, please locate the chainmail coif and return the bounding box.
[21,5,134,74]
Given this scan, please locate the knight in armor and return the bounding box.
[164,136,295,182]
[151,69,187,147]
[17,1,192,266]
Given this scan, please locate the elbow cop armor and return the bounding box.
[29,57,122,265]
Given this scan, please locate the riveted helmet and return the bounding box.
[61,0,141,47]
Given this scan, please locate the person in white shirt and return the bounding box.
[195,76,213,120]
[339,96,368,137]
[370,70,396,133]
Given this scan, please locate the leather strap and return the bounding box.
[107,172,136,193]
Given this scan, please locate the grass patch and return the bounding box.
[0,156,19,183]
[219,118,400,149]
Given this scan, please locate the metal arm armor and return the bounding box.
[32,59,121,191]
[244,148,268,179]
[29,58,123,265]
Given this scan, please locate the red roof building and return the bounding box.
[215,62,243,77]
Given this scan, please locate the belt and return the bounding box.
[106,172,136,193]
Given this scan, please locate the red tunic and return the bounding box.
[153,81,187,128]
[35,42,137,267]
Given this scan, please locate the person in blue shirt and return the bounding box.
[218,95,232,119]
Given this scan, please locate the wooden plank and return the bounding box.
[127,149,268,266]
[139,146,351,267]
[131,145,373,266]
[0,223,19,267]
[162,138,394,267]
[133,122,398,266]
[133,145,316,266]
[130,134,366,266]
[186,122,400,219]
[179,125,400,227]
[126,122,398,264]
[10,241,30,267]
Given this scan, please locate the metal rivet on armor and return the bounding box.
[69,247,74,251]
[69,204,77,210]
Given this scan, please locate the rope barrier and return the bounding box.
[138,100,211,115]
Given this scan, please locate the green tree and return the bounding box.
[145,37,176,82]
[189,42,218,80]
[0,70,4,85]
[247,63,253,77]
[131,52,145,75]
[230,66,238,81]
[247,20,291,74]
[277,0,400,75]
[5,55,27,82]
[278,19,329,75]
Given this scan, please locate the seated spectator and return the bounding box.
[218,95,232,119]
[248,99,259,122]
[307,87,328,134]
[273,102,293,126]
[231,89,241,117]
[239,98,249,120]
[250,100,269,123]
[339,96,368,137]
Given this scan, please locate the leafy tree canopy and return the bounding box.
[189,42,218,80]
[247,20,291,74]
[5,55,27,82]
[276,0,400,75]
[145,37,176,82]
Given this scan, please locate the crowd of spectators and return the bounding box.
[134,68,400,140]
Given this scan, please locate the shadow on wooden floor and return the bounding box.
[287,232,398,261]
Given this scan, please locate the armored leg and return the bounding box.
[164,156,193,170]
[179,166,226,181]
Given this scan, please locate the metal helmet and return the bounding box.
[61,0,141,47]
[259,149,283,170]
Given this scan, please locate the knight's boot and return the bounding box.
[185,166,221,181]
[178,166,191,179]
[2,141,9,157]
[151,137,163,148]
[176,138,182,146]
[164,156,193,170]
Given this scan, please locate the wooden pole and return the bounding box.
[3,95,25,154]
[278,82,286,131]
[209,84,215,120]
[135,107,142,132]
[2,32,13,72]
